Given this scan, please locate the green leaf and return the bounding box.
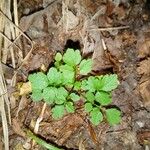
[55,52,62,62]
[52,105,65,119]
[54,61,60,68]
[28,72,49,90]
[85,91,95,103]
[63,48,81,66]
[73,81,81,91]
[47,67,62,85]
[81,80,88,91]
[60,64,74,72]
[43,87,56,104]
[95,91,112,106]
[90,108,103,126]
[81,77,97,92]
[60,65,75,85]
[31,89,43,102]
[65,102,75,113]
[84,103,93,113]
[70,93,80,101]
[55,87,68,104]
[106,108,121,126]
[79,59,92,75]
[99,74,119,92]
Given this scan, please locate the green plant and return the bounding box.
[28,48,121,126]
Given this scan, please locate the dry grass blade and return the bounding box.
[0,0,22,149]
[88,26,130,31]
[0,63,9,150]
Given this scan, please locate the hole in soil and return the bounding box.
[64,39,81,50]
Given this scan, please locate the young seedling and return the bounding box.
[28,48,121,126]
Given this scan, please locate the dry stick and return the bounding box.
[0,10,33,86]
[0,32,20,49]
[88,26,130,31]
[0,32,23,61]
[34,103,47,134]
[0,63,11,125]
[13,0,19,36]
[0,10,33,53]
[0,63,9,150]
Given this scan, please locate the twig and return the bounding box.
[34,103,47,134]
[0,10,33,48]
[0,31,21,51]
[88,26,130,31]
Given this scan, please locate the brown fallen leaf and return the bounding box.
[137,58,150,77]
[138,39,150,59]
[19,82,32,96]
[139,79,150,107]
[12,118,26,137]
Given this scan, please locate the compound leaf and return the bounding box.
[84,103,93,113]
[70,93,80,102]
[99,74,119,92]
[43,87,56,104]
[95,91,112,106]
[63,48,81,66]
[52,105,65,119]
[47,67,62,85]
[79,59,92,75]
[106,108,121,126]
[65,102,75,113]
[90,108,103,126]
[28,72,49,90]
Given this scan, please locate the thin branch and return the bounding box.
[88,26,130,31]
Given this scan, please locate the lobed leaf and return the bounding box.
[43,87,56,104]
[55,87,68,104]
[79,59,92,75]
[90,108,103,126]
[70,93,80,102]
[28,72,49,90]
[105,108,121,126]
[99,74,119,92]
[52,105,65,119]
[95,91,112,106]
[31,89,43,102]
[47,67,62,85]
[65,102,75,113]
[63,48,81,66]
[73,81,81,91]
[85,91,95,103]
[60,65,75,85]
[84,103,93,113]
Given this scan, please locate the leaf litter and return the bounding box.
[2,0,150,150]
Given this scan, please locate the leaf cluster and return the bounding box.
[28,48,121,126]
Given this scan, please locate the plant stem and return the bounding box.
[26,129,63,150]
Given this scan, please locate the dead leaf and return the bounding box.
[20,82,32,96]
[138,40,150,59]
[137,58,150,76]
[12,118,26,137]
[139,79,150,107]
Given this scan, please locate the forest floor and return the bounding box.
[0,0,150,150]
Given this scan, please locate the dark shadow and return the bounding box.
[64,39,81,50]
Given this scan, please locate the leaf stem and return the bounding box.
[26,129,63,150]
